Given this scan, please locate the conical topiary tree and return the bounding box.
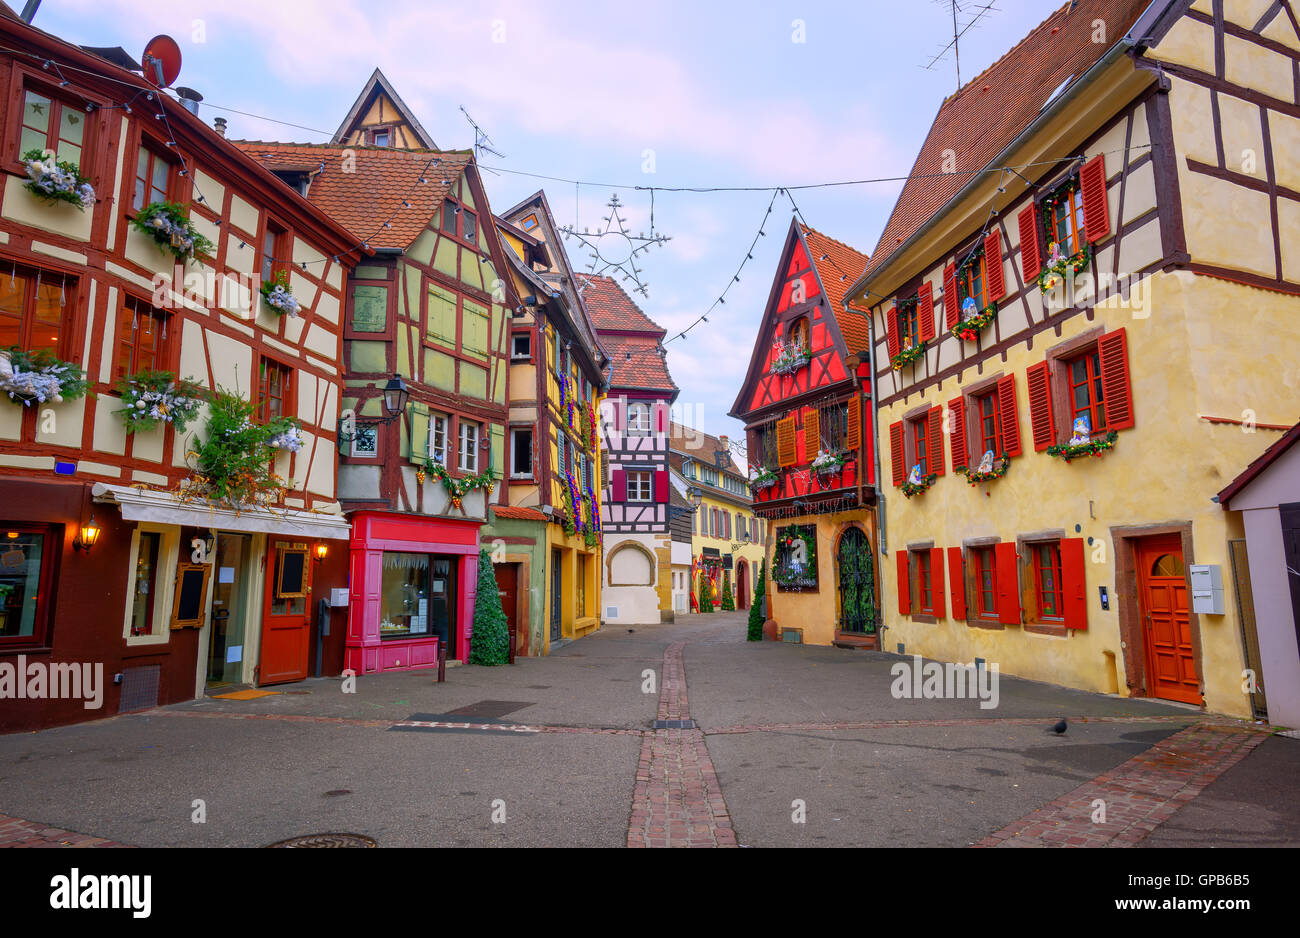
[469,547,509,665]
[747,559,766,641]
[697,569,713,613]
[720,569,735,610]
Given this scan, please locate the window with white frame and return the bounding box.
[458,420,480,472]
[122,524,179,644]
[510,427,533,478]
[428,414,448,465]
[627,470,652,501]
[627,403,651,435]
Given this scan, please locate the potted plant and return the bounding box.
[811,450,845,477]
[0,347,89,406]
[260,270,301,318]
[114,369,205,434]
[132,201,214,263]
[22,150,94,209]
[750,465,778,492]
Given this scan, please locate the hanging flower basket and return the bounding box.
[132,201,214,263]
[770,348,810,375]
[956,453,1010,485]
[1038,241,1092,293]
[952,302,998,342]
[260,271,301,318]
[890,341,926,371]
[1047,430,1118,463]
[901,472,938,498]
[750,466,778,492]
[0,347,89,406]
[267,421,304,453]
[811,450,845,476]
[114,369,206,434]
[22,150,95,209]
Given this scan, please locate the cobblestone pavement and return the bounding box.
[0,611,1289,848]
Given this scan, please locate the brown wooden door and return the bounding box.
[1137,536,1199,704]
[736,561,748,610]
[259,539,312,685]
[498,562,523,657]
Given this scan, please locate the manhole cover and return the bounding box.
[266,833,376,848]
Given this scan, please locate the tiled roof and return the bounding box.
[801,224,869,315]
[575,273,665,334]
[492,504,548,522]
[668,421,746,475]
[861,0,1151,280]
[837,310,872,355]
[601,334,677,394]
[233,141,474,250]
[1217,421,1300,508]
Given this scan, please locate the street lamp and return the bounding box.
[381,373,410,418]
[337,373,411,454]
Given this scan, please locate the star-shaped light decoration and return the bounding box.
[561,193,670,298]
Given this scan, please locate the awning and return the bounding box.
[91,483,352,541]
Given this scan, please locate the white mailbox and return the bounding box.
[1188,564,1225,615]
[329,588,350,608]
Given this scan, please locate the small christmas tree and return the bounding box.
[747,559,767,641]
[469,547,509,665]
[697,570,714,613]
[720,569,735,610]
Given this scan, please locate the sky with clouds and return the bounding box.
[31,0,1069,447]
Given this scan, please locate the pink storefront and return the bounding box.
[345,511,480,672]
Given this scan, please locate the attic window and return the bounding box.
[521,213,539,231]
[370,127,391,147]
[1041,74,1074,111]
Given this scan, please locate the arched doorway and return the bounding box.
[736,560,749,610]
[837,527,875,634]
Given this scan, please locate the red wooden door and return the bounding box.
[1136,536,1199,704]
[736,561,749,610]
[259,539,312,685]
[498,562,522,657]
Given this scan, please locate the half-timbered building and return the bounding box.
[730,221,875,647]
[0,16,361,731]
[582,273,678,625]
[844,0,1300,718]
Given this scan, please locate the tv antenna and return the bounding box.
[459,106,504,167]
[922,1,999,91]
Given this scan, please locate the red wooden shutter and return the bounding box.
[654,469,668,502]
[1018,204,1041,281]
[890,420,905,486]
[777,415,797,467]
[947,547,966,620]
[1061,537,1088,630]
[984,230,1005,301]
[1098,327,1135,430]
[1080,153,1110,243]
[612,468,626,501]
[1026,360,1055,451]
[886,306,899,359]
[948,395,968,470]
[943,264,959,328]
[896,550,911,615]
[846,395,861,451]
[996,374,1021,457]
[995,542,1020,625]
[927,406,944,477]
[930,547,946,619]
[918,282,935,343]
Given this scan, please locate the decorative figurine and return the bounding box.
[1070,415,1092,446]
[961,295,978,319]
[977,450,995,474]
[907,463,923,485]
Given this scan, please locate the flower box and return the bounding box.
[261,271,301,317]
[1046,430,1118,463]
[0,347,89,406]
[132,201,214,264]
[115,369,205,434]
[22,150,94,209]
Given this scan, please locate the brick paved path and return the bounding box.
[973,723,1266,847]
[0,813,130,848]
[626,642,737,847]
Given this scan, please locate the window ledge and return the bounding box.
[0,645,53,657]
[967,617,1005,631]
[1024,622,1069,637]
[911,613,938,624]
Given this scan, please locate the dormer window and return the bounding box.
[370,127,391,147]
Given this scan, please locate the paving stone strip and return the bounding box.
[626,642,737,848]
[705,714,1228,735]
[0,813,131,848]
[972,723,1267,848]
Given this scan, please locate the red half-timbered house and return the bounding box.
[730,221,877,647]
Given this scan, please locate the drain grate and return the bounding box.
[266,833,376,848]
[444,700,533,719]
[652,719,696,729]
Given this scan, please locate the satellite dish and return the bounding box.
[141,35,181,88]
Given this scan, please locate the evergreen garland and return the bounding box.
[469,547,510,666]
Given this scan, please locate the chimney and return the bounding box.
[176,87,203,117]
[213,116,227,138]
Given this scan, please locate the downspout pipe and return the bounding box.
[848,299,889,641]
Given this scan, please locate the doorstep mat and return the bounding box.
[211,689,282,700]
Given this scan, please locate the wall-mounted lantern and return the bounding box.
[74,513,101,553]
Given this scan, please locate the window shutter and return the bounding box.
[1026,360,1056,451]
[846,395,861,451]
[612,468,626,501]
[1098,327,1135,430]
[1061,537,1088,630]
[777,415,797,467]
[654,469,668,502]
[948,396,968,470]
[927,406,945,477]
[896,550,911,615]
[1018,204,1041,281]
[804,409,820,458]
[918,282,935,343]
[410,406,430,463]
[886,306,899,359]
[995,542,1020,625]
[984,230,1005,301]
[930,547,946,619]
[943,264,959,328]
[947,547,966,620]
[890,421,905,486]
[1080,153,1110,243]
[996,374,1022,457]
